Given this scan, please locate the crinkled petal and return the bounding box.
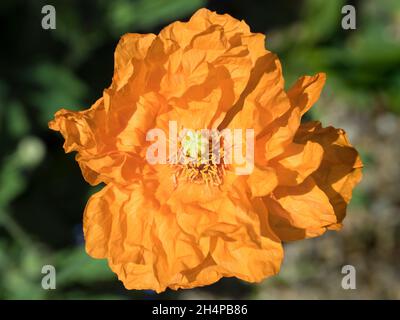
[50,8,363,293]
[112,33,156,90]
[247,166,278,197]
[267,177,337,230]
[253,72,326,163]
[83,183,126,259]
[266,122,363,241]
[85,179,282,292]
[272,140,324,186]
[287,73,326,116]
[295,121,363,227]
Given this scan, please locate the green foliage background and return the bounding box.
[0,0,399,299]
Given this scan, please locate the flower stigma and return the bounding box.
[173,130,227,187]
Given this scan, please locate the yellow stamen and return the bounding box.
[173,133,227,187]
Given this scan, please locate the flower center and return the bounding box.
[173,131,226,186]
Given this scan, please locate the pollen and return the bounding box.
[174,131,227,186]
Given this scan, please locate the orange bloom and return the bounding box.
[49,8,363,292]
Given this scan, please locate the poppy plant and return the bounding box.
[49,8,363,292]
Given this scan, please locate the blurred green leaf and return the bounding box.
[29,63,87,126]
[53,2,105,66]
[55,247,115,286]
[108,0,206,34]
[6,100,30,138]
[134,0,206,29]
[0,155,26,207]
[2,246,46,299]
[0,136,45,207]
[300,0,345,44]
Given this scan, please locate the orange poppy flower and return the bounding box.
[49,8,363,292]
